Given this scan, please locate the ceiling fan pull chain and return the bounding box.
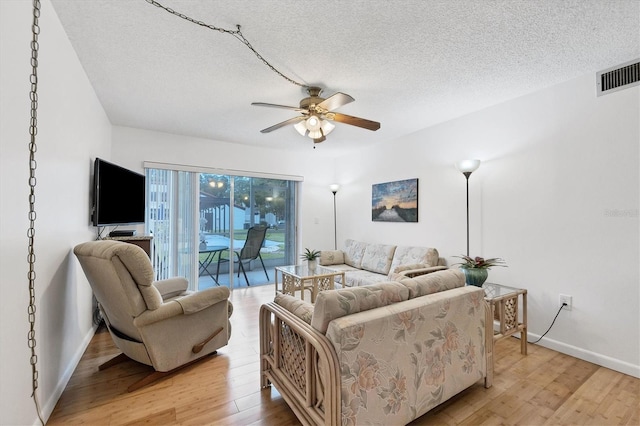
[144,0,309,89]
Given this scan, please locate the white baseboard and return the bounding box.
[528,334,640,379]
[40,324,99,424]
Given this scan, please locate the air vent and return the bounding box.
[597,59,640,96]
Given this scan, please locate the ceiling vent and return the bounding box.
[596,59,639,96]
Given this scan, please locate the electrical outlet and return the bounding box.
[559,294,572,311]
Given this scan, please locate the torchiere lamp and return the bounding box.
[455,160,481,256]
[329,184,340,250]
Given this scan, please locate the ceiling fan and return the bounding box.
[252,86,380,144]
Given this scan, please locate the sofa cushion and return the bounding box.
[360,243,396,275]
[274,292,314,324]
[341,269,394,287]
[319,250,345,266]
[399,269,465,299]
[390,246,440,273]
[343,239,368,268]
[311,282,409,333]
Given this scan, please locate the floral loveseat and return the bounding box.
[259,269,493,426]
[318,239,448,287]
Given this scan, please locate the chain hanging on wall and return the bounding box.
[27,0,45,424]
[144,0,309,89]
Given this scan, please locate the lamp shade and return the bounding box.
[329,183,340,193]
[455,159,481,173]
[308,129,323,139]
[294,120,307,136]
[306,115,321,131]
[320,119,335,135]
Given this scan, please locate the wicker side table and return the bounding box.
[482,282,528,355]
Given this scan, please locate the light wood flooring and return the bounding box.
[47,284,639,425]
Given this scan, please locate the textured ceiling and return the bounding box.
[50,0,639,155]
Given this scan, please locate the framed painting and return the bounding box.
[372,178,418,222]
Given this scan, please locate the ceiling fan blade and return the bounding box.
[252,102,304,112]
[316,92,354,112]
[260,116,304,133]
[327,112,380,131]
[313,135,326,144]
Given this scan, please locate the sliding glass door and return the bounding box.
[199,174,295,288]
[146,163,298,290]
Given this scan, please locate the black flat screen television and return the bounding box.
[92,158,145,226]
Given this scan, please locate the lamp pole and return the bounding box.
[329,184,340,250]
[455,160,480,257]
[463,172,471,257]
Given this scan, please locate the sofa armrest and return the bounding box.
[153,277,188,299]
[397,265,448,278]
[260,302,340,426]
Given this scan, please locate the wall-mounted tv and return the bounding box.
[92,158,145,227]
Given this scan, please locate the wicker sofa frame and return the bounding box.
[260,286,494,425]
[260,303,341,425]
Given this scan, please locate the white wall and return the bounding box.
[0,1,112,424]
[335,74,639,377]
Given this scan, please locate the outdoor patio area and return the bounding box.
[198,266,276,289]
[198,231,283,289]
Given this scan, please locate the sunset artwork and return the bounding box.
[371,178,418,222]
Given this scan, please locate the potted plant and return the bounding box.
[301,248,321,271]
[455,255,506,287]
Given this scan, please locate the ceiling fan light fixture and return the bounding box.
[308,129,323,139]
[294,115,335,141]
[294,120,308,136]
[306,115,321,131]
[320,120,335,135]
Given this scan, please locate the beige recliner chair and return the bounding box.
[74,240,232,392]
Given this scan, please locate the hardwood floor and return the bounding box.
[48,285,639,425]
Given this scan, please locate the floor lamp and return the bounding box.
[455,160,481,256]
[329,184,340,250]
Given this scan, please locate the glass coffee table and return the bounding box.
[482,282,528,355]
[275,265,345,303]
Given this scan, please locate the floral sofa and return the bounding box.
[318,239,448,287]
[259,269,493,426]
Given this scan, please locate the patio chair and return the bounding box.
[217,225,269,286]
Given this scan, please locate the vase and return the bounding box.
[307,259,317,272]
[461,267,488,287]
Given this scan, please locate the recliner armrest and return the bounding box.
[153,277,189,299]
[133,286,230,326]
[175,286,230,314]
